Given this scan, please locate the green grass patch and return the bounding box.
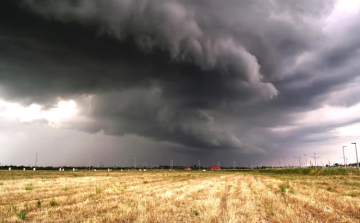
[279,181,290,193]
[17,209,27,220]
[24,183,33,191]
[343,190,358,197]
[260,167,357,176]
[343,180,360,187]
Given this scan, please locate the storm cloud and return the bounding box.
[1,0,360,165]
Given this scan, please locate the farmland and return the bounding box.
[1,169,360,222]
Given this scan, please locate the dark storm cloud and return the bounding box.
[3,0,360,156]
[275,13,360,109]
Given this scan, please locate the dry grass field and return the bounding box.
[1,169,360,222]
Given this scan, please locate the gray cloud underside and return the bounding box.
[1,0,360,154]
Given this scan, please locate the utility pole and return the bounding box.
[198,160,200,170]
[352,143,359,169]
[314,153,317,167]
[343,146,346,169]
[134,157,136,169]
[304,154,307,167]
[88,155,91,170]
[233,161,236,169]
[297,156,301,167]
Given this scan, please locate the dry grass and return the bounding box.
[0,170,360,222]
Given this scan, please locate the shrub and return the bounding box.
[63,187,68,191]
[193,209,199,216]
[96,188,101,194]
[279,184,286,193]
[49,199,58,206]
[327,186,332,191]
[37,200,41,208]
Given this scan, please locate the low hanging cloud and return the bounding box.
[3,0,360,157]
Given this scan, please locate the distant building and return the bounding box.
[184,167,192,171]
[209,166,221,170]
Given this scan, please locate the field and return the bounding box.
[1,169,360,222]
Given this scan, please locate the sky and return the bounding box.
[1,0,360,168]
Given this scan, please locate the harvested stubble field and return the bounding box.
[1,169,360,222]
